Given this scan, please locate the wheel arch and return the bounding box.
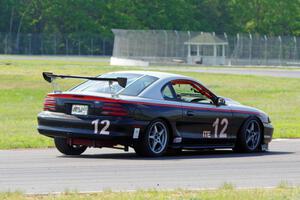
[238,115,263,132]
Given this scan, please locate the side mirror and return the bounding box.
[216,97,226,106]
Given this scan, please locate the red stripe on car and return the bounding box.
[47,94,260,115]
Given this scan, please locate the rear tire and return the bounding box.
[134,119,169,157]
[54,137,87,155]
[234,118,262,153]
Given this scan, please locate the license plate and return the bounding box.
[71,104,88,115]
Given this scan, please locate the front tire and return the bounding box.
[235,118,262,153]
[54,137,87,155]
[134,119,169,157]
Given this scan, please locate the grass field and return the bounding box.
[1,186,300,200]
[0,58,299,149]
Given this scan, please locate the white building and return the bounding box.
[184,32,228,65]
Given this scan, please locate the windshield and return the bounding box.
[70,73,158,96]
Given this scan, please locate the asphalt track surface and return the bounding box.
[0,139,299,194]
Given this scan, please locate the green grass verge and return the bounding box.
[1,187,300,200]
[0,58,299,149]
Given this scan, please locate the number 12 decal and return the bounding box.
[92,119,110,135]
[212,118,228,138]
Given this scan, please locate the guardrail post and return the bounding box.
[249,33,252,65]
[294,36,297,61]
[264,35,268,65]
[164,30,168,60]
[278,36,282,66]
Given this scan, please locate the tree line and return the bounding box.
[0,0,299,38]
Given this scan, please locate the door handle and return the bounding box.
[186,110,194,116]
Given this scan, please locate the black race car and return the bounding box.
[37,71,273,157]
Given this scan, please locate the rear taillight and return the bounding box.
[101,103,128,116]
[43,95,56,111]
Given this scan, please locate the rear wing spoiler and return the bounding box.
[42,72,127,88]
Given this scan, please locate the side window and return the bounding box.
[172,81,212,104]
[162,84,176,100]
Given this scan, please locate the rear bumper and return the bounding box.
[37,111,148,145]
[263,122,274,144]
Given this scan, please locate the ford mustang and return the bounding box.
[37,71,273,157]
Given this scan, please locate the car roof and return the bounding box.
[102,70,215,101]
[106,70,188,79]
[64,70,216,101]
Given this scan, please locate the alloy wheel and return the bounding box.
[148,121,168,154]
[245,120,261,151]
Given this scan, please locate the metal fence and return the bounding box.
[2,30,300,66]
[112,29,300,66]
[0,33,113,56]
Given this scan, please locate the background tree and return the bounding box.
[0,0,299,36]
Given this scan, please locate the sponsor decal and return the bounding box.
[133,128,140,139]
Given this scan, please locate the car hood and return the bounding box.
[223,97,270,123]
[222,97,241,106]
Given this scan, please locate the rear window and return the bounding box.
[70,73,158,96]
[120,75,158,96]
